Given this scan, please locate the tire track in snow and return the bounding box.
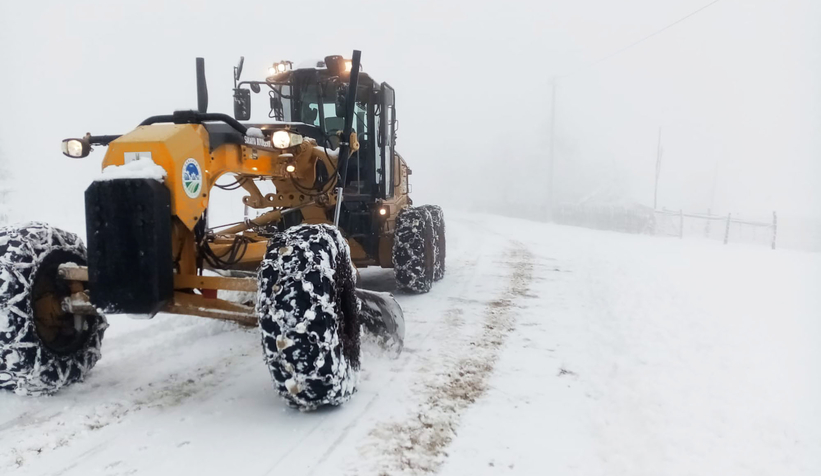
[0,334,257,471]
[280,231,491,476]
[356,245,533,475]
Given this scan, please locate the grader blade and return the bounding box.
[356,288,405,356]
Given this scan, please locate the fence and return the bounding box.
[654,209,777,249]
[554,203,781,250]
[553,203,655,235]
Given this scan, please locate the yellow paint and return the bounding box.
[104,125,210,230]
[101,123,412,272]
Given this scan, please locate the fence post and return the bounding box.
[679,209,684,239]
[772,211,777,250]
[705,208,711,238]
[724,213,731,245]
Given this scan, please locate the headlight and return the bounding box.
[344,60,353,72]
[272,130,304,149]
[61,138,90,158]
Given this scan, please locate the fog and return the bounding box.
[1,0,819,231]
[1,3,820,471]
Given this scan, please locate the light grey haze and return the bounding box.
[0,0,818,230]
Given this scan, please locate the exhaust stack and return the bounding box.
[196,57,208,113]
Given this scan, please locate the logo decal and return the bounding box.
[182,158,202,198]
[244,135,273,148]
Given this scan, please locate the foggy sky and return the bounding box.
[1,0,818,231]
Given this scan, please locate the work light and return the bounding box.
[272,131,303,149]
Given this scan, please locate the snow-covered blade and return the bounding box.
[356,288,405,357]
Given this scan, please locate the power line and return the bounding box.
[560,0,722,79]
[546,0,722,218]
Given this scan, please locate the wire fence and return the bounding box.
[554,203,655,235]
[554,203,783,250]
[653,209,777,249]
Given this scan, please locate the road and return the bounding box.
[1,213,818,475]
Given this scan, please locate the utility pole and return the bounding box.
[547,78,557,221]
[653,126,662,210]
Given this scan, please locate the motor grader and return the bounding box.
[0,51,445,410]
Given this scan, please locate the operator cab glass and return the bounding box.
[296,83,368,148]
[233,61,396,200]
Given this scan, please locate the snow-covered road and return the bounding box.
[1,213,818,475]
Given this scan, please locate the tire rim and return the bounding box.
[31,252,92,355]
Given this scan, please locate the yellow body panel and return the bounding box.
[103,123,411,272]
[104,125,210,230]
[103,124,337,231]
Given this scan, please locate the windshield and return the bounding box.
[298,83,368,138]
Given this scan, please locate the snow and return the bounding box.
[295,59,326,70]
[107,313,155,320]
[0,212,818,475]
[245,127,264,138]
[97,157,167,182]
[321,147,339,159]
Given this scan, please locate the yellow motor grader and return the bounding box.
[0,51,445,410]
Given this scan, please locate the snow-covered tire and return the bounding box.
[419,205,445,281]
[0,222,108,396]
[256,224,360,410]
[392,207,435,293]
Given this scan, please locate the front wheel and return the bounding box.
[392,207,435,293]
[256,224,360,410]
[419,205,446,281]
[0,223,108,396]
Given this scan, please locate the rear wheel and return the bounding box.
[0,223,108,396]
[256,224,360,410]
[419,205,446,281]
[393,207,435,293]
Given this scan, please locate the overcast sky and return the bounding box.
[0,0,818,231]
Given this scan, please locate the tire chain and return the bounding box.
[0,222,108,396]
[256,224,360,410]
[393,207,435,293]
[420,205,446,281]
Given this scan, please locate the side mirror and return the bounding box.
[233,88,251,121]
[61,137,91,158]
[250,82,261,94]
[234,56,245,82]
